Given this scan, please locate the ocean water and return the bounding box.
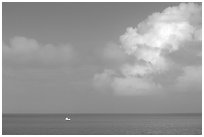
[2,113,202,135]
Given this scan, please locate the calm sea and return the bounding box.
[2,113,202,135]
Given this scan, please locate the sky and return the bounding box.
[2,2,202,113]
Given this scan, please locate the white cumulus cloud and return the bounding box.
[94,3,202,95]
[120,2,201,75]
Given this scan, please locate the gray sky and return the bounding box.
[2,2,202,113]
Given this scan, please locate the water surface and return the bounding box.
[2,113,202,135]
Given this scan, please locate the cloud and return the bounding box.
[3,36,75,68]
[93,69,162,95]
[94,3,202,95]
[120,2,201,75]
[103,43,129,62]
[93,69,116,92]
[174,66,202,92]
[111,77,161,95]
[97,42,136,71]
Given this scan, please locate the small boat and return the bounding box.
[65,117,71,121]
[65,116,71,121]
